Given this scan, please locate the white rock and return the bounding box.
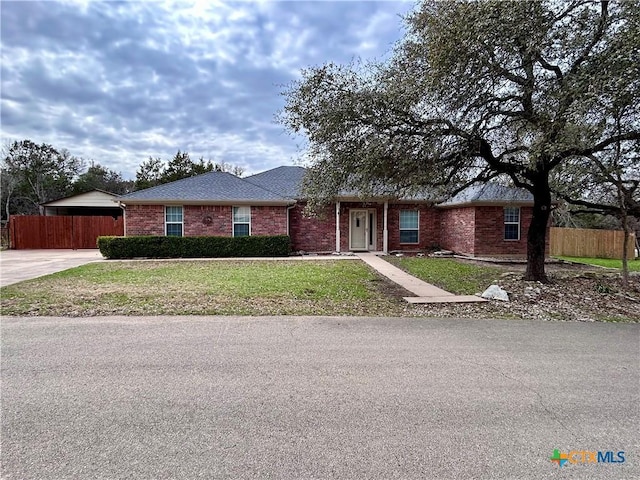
[524,286,541,296]
[431,250,454,256]
[481,285,510,302]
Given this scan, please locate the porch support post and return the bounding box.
[335,201,341,253]
[383,201,389,253]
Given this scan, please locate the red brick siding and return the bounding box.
[438,206,547,257]
[250,206,288,236]
[126,204,286,238]
[292,202,440,252]
[473,206,529,256]
[289,203,336,252]
[125,204,165,236]
[438,207,475,255]
[184,205,232,236]
[125,201,546,257]
[387,204,439,251]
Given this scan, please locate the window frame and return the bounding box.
[503,206,520,241]
[232,206,251,237]
[165,205,184,237]
[399,209,419,244]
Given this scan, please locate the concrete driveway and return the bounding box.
[0,249,103,287]
[2,316,637,479]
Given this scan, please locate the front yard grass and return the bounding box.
[0,260,408,317]
[384,256,504,294]
[556,256,640,272]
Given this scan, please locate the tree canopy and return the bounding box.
[2,140,132,219]
[135,151,245,190]
[2,140,246,220]
[72,161,133,195]
[280,0,640,281]
[2,140,84,217]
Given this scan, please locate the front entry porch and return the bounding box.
[335,201,389,253]
[349,209,377,251]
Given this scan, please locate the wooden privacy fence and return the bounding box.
[9,215,124,249]
[549,227,637,259]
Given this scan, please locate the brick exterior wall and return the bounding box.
[438,205,544,257]
[125,204,287,238]
[473,206,529,256]
[250,206,288,236]
[125,204,165,236]
[289,203,336,252]
[184,205,232,236]
[387,204,439,251]
[297,202,439,252]
[439,207,475,255]
[125,202,546,257]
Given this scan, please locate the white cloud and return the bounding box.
[0,0,413,179]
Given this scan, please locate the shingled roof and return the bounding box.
[244,166,307,199]
[439,183,534,207]
[119,171,294,204]
[118,166,533,207]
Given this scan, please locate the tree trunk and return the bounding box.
[525,177,552,283]
[621,212,629,287]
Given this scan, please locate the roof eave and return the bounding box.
[437,200,536,209]
[41,189,119,206]
[332,195,434,203]
[119,199,296,206]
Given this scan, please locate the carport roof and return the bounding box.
[41,189,119,208]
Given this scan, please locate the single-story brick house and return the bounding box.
[117,166,541,256]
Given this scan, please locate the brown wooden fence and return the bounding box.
[9,215,124,249]
[549,227,637,259]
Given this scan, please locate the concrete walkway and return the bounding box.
[356,252,486,304]
[0,249,103,287]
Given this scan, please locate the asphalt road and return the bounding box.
[2,316,638,479]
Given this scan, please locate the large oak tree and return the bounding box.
[280,0,639,282]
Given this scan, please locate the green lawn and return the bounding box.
[384,257,504,294]
[556,256,640,271]
[0,260,406,317]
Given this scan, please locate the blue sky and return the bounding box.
[1,0,414,178]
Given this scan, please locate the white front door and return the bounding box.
[350,209,376,251]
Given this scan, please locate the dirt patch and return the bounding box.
[409,261,640,322]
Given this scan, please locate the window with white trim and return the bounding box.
[233,206,251,237]
[399,210,419,243]
[165,206,183,237]
[504,207,520,240]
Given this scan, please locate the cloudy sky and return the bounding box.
[1,0,414,178]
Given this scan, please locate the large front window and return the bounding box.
[233,206,251,237]
[504,207,520,240]
[165,206,183,237]
[399,210,419,244]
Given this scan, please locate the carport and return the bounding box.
[8,190,124,249]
